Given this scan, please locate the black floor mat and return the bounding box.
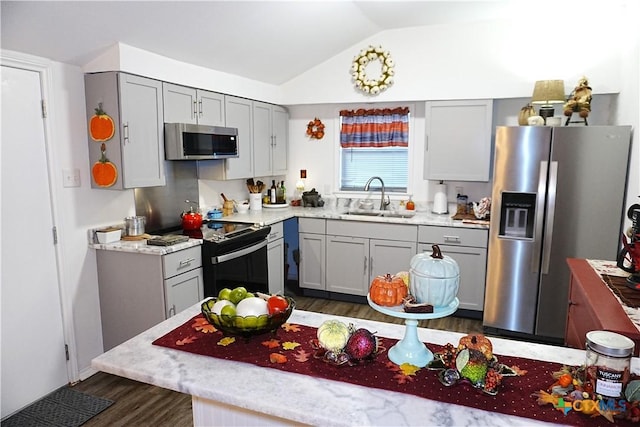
[2,386,113,427]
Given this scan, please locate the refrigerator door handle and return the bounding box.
[532,160,548,273]
[541,161,558,274]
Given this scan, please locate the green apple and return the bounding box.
[218,288,232,301]
[212,299,234,315]
[229,286,247,304]
[220,304,237,326]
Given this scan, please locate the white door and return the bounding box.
[1,65,68,418]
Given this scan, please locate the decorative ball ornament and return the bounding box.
[306,118,325,140]
[351,45,395,95]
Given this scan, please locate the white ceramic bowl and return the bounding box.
[96,228,122,243]
[236,202,250,214]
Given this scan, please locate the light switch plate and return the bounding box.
[63,168,81,187]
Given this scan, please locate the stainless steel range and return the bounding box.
[198,221,271,297]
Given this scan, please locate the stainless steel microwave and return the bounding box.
[164,123,239,160]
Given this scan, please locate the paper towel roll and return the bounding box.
[433,184,448,214]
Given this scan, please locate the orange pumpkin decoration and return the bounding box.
[90,103,115,142]
[457,333,493,360]
[92,144,118,187]
[370,273,408,307]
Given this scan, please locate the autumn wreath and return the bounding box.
[306,118,325,139]
[350,45,395,95]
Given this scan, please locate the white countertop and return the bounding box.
[88,206,487,254]
[92,303,628,427]
[213,205,489,229]
[89,237,202,255]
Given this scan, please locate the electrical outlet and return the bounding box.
[63,168,81,188]
[455,186,463,196]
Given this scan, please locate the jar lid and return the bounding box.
[586,331,635,357]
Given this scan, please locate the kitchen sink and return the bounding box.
[342,210,416,219]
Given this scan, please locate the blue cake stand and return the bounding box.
[367,295,459,368]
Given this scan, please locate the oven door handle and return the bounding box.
[211,239,268,264]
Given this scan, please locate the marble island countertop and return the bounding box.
[91,302,634,427]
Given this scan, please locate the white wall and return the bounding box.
[46,59,136,378]
[280,15,628,105]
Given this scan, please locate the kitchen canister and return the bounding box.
[585,330,635,398]
[249,193,262,211]
[124,216,145,236]
[409,245,460,307]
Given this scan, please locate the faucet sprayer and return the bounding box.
[364,176,391,210]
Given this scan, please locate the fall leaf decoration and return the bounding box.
[282,341,301,350]
[306,118,325,140]
[261,339,280,349]
[176,336,197,346]
[192,317,217,333]
[92,143,117,187]
[90,103,115,142]
[269,353,288,364]
[282,323,301,333]
[217,337,236,346]
[386,361,419,385]
[294,349,311,362]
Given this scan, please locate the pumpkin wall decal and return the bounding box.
[90,103,115,142]
[92,143,118,187]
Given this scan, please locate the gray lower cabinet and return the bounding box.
[299,218,417,297]
[267,222,285,295]
[96,246,203,351]
[417,226,488,312]
[298,218,326,291]
[326,220,417,296]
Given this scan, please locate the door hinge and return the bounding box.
[52,226,58,244]
[65,344,70,361]
[41,100,47,118]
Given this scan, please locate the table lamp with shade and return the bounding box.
[531,80,566,124]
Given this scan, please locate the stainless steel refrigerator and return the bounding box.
[483,125,631,343]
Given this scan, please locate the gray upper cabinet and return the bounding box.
[221,95,254,179]
[424,100,493,182]
[253,102,288,177]
[85,72,165,189]
[162,83,225,126]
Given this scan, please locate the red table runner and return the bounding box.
[153,315,633,426]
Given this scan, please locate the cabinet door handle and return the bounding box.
[123,123,129,144]
[168,304,176,318]
[363,256,367,275]
[198,100,203,118]
[370,256,374,276]
[192,100,197,119]
[443,235,461,243]
[179,258,196,267]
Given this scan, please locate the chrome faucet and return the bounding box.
[364,176,390,210]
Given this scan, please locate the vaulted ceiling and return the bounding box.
[1,1,519,85]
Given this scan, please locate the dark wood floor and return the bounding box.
[73,293,482,426]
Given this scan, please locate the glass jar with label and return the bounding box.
[585,331,634,398]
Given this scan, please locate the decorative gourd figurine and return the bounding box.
[369,273,408,306]
[409,245,460,307]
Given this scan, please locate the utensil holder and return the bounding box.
[249,193,262,211]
